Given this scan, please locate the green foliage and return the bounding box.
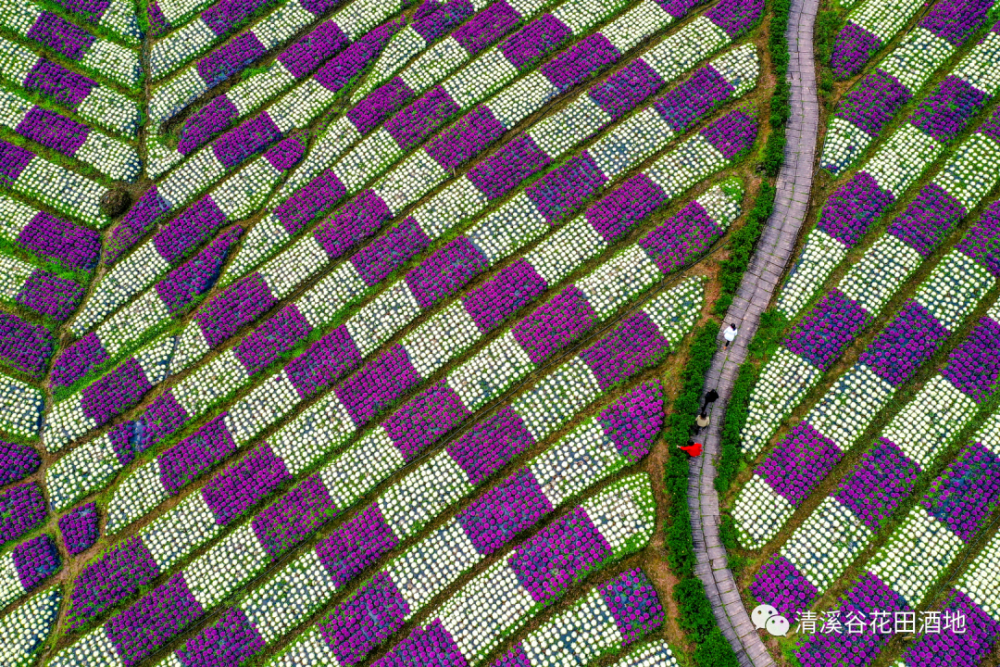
[715,362,754,493]
[816,10,841,63]
[763,0,792,176]
[714,183,776,313]
[675,578,716,642]
[694,629,740,667]
[747,308,787,362]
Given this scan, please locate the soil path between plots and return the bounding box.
[687,0,820,661]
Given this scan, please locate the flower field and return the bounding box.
[0,0,781,663]
[726,0,1000,663]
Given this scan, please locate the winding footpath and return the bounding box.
[687,0,820,662]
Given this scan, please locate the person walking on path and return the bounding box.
[723,323,738,351]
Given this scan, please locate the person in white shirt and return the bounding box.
[723,323,738,351]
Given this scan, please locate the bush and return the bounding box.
[715,362,754,493]
[694,628,740,667]
[715,183,776,313]
[675,578,716,642]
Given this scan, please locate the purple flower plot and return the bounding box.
[67,536,159,628]
[446,406,535,485]
[0,440,40,487]
[13,534,60,591]
[830,21,882,79]
[835,437,920,531]
[858,300,950,387]
[176,606,265,667]
[903,589,1000,667]
[382,381,469,461]
[750,554,818,622]
[579,311,670,390]
[461,259,547,333]
[15,269,83,321]
[653,65,734,134]
[498,13,571,70]
[59,501,99,555]
[834,69,912,138]
[0,312,53,377]
[888,183,966,257]
[597,380,664,461]
[957,200,1000,277]
[316,503,399,587]
[200,444,290,526]
[783,289,868,371]
[942,315,1000,402]
[599,568,665,644]
[921,442,1000,541]
[509,505,611,603]
[251,474,337,558]
[51,331,108,389]
[105,573,203,667]
[512,285,596,364]
[318,572,410,664]
[452,0,520,55]
[457,467,553,555]
[910,76,988,143]
[757,422,842,507]
[16,211,100,270]
[920,0,995,47]
[700,109,759,159]
[334,345,420,427]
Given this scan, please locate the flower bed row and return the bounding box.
[51,43,753,488]
[51,299,673,665]
[0,194,101,270]
[0,34,138,137]
[783,19,1000,318]
[0,253,82,320]
[43,231,243,454]
[149,13,403,184]
[46,0,140,44]
[750,292,1000,620]
[61,278,695,648]
[153,0,500,171]
[0,4,141,87]
[117,16,402,264]
[180,443,657,667]
[795,433,1000,667]
[820,0,996,174]
[0,89,139,180]
[735,235,997,548]
[0,586,61,667]
[220,0,652,281]
[477,568,665,667]
[94,106,750,528]
[169,381,662,664]
[345,0,486,108]
[146,0,389,138]
[282,411,661,667]
[0,139,106,226]
[0,310,53,376]
[898,530,1000,666]
[274,0,555,210]
[0,534,60,611]
[226,0,760,289]
[829,0,931,78]
[0,372,43,438]
[149,0,295,80]
[751,109,1000,457]
[67,135,305,348]
[277,481,656,667]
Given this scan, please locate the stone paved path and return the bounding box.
[686,0,820,662]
